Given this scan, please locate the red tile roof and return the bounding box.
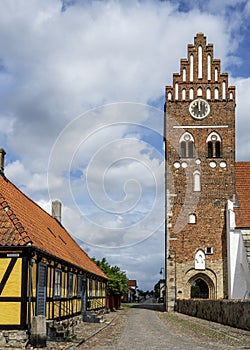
[127,280,137,287]
[0,175,107,279]
[235,162,250,228]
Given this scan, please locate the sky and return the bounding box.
[1,0,250,291]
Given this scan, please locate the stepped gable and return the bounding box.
[0,176,107,279]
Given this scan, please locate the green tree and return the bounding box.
[92,257,128,296]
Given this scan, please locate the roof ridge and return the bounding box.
[0,194,32,246]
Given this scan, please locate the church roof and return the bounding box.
[235,162,250,228]
[0,175,107,279]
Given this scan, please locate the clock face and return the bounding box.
[189,98,210,120]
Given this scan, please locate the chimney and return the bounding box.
[0,148,6,173]
[52,200,62,223]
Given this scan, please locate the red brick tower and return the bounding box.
[165,33,236,311]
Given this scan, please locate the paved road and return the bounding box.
[91,301,247,350]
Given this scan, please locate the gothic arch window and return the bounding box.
[229,92,233,100]
[222,81,226,100]
[195,250,205,270]
[183,68,186,81]
[215,67,218,81]
[180,132,194,158]
[189,88,194,100]
[190,54,193,82]
[207,54,211,81]
[198,46,202,79]
[182,88,186,100]
[206,132,222,158]
[206,88,211,100]
[193,170,201,192]
[168,91,172,100]
[214,87,219,100]
[175,82,179,100]
[197,87,202,97]
[189,213,196,224]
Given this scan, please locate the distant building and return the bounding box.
[123,280,138,302]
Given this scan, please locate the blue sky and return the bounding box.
[1,0,250,290]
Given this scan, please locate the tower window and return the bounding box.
[183,68,186,82]
[180,132,194,158]
[189,88,194,100]
[189,213,196,224]
[190,54,193,82]
[182,88,186,100]
[206,88,211,100]
[193,170,201,192]
[175,82,179,100]
[168,91,172,100]
[197,87,202,97]
[207,54,211,81]
[198,45,202,79]
[206,132,222,158]
[214,87,219,100]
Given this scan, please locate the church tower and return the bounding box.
[165,33,236,311]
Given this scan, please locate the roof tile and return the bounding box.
[0,176,107,279]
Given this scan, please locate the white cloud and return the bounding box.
[1,0,250,289]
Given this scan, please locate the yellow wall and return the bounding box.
[0,258,22,297]
[0,258,22,325]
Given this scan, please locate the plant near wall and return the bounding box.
[92,257,128,296]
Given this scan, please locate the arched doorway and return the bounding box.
[191,278,209,298]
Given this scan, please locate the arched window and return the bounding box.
[193,170,201,192]
[206,88,211,100]
[222,81,226,100]
[180,132,194,158]
[214,87,219,100]
[175,82,178,100]
[215,67,218,81]
[207,54,211,81]
[189,213,196,224]
[197,87,202,96]
[190,54,193,82]
[229,92,233,100]
[206,132,222,158]
[183,68,186,81]
[168,91,172,100]
[198,46,202,79]
[189,88,194,100]
[182,88,186,100]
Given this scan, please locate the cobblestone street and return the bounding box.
[76,301,250,350]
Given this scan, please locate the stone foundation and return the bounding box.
[175,299,250,331]
[0,330,28,348]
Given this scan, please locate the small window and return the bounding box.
[183,68,186,82]
[77,275,83,297]
[168,91,172,100]
[193,170,201,192]
[189,88,194,100]
[68,272,73,298]
[182,88,186,100]
[189,213,196,224]
[205,247,213,255]
[206,88,211,100]
[54,269,62,298]
[197,87,202,97]
[214,87,219,100]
